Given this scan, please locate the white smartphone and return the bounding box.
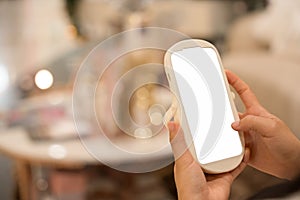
[164,39,244,174]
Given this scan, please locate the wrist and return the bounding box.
[177,185,210,200]
[284,140,300,180]
[178,191,206,200]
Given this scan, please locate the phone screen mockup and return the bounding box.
[170,47,243,164]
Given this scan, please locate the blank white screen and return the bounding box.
[171,47,242,164]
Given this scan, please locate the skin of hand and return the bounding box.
[168,122,250,200]
[226,70,300,180]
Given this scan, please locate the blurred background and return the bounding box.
[0,0,299,199]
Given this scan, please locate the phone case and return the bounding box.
[164,39,244,174]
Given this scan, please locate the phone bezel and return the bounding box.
[164,39,245,174]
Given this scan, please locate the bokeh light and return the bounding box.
[34,69,54,90]
[0,64,9,94]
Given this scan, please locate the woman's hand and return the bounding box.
[168,122,249,200]
[226,70,300,180]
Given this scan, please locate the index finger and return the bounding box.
[225,70,260,109]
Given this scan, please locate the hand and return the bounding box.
[168,122,249,200]
[226,70,300,180]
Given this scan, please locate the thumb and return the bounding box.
[231,115,276,137]
[167,122,194,169]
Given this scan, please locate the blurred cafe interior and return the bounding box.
[0,0,299,199]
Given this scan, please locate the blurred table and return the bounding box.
[0,128,97,167]
[0,127,96,200]
[0,127,173,200]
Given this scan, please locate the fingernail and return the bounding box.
[168,123,174,132]
[232,121,240,128]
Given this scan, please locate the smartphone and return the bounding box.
[164,39,244,173]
